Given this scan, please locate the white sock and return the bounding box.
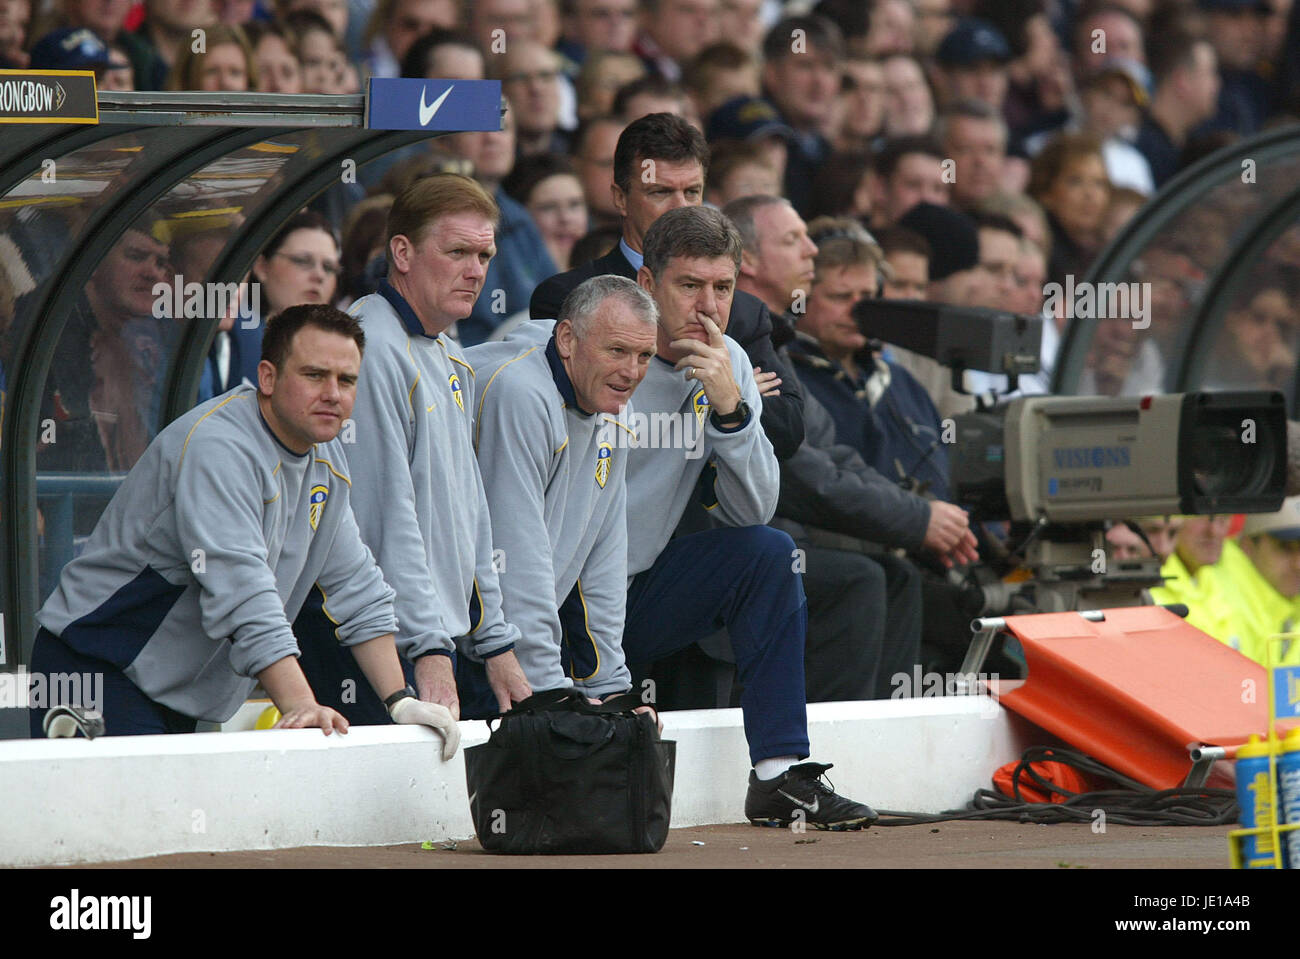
[755,756,798,781]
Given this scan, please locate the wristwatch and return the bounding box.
[710,400,750,429]
[383,685,417,710]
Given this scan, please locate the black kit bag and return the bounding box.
[464,688,676,854]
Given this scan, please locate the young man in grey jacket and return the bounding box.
[30,304,459,754]
[294,174,532,723]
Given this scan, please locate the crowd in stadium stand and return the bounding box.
[8,0,1300,707]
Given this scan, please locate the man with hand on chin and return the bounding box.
[294,174,533,724]
[626,205,878,828]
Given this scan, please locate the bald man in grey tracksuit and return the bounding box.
[466,277,654,697]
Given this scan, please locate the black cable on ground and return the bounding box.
[874,745,1238,827]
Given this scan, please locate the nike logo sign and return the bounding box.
[419,84,454,126]
[777,789,819,814]
[427,404,437,412]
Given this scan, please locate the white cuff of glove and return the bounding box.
[389,696,461,761]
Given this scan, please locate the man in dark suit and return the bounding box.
[530,113,805,460]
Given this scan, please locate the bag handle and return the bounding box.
[486,688,642,728]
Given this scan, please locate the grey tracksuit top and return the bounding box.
[496,320,779,576]
[344,283,519,662]
[466,335,634,697]
[37,386,398,722]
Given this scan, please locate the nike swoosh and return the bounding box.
[427,404,437,412]
[419,84,454,126]
[777,789,819,814]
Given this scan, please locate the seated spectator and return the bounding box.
[613,73,691,122]
[704,139,782,208]
[339,194,393,306]
[1024,57,1155,195]
[28,26,135,89]
[681,41,760,120]
[54,0,163,85]
[860,0,915,57]
[1103,185,1147,242]
[1212,502,1300,666]
[932,17,1012,113]
[716,0,763,55]
[983,0,1069,139]
[252,211,341,325]
[572,114,626,228]
[1136,24,1221,187]
[1106,515,1183,563]
[399,27,483,79]
[980,189,1051,257]
[896,201,984,305]
[162,219,256,403]
[704,95,794,184]
[576,49,646,120]
[806,150,874,221]
[286,8,354,92]
[1198,0,1272,137]
[786,216,952,501]
[362,0,457,79]
[1028,131,1111,288]
[938,99,1009,214]
[877,225,930,301]
[867,135,950,230]
[278,0,348,39]
[132,0,217,89]
[493,40,571,157]
[632,0,720,82]
[245,20,302,92]
[905,210,1034,414]
[912,0,954,58]
[502,154,589,271]
[558,0,639,64]
[832,54,885,154]
[880,52,936,135]
[166,22,256,90]
[1205,270,1300,395]
[760,14,842,217]
[215,0,255,25]
[0,0,29,67]
[1072,3,1147,75]
[467,0,538,54]
[726,194,818,321]
[39,222,173,474]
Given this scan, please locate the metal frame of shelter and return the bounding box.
[1055,121,1300,396]
[0,91,479,666]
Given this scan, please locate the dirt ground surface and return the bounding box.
[79,820,1234,869]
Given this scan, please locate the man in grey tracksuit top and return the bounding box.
[516,208,880,828]
[28,306,459,748]
[294,174,533,722]
[466,276,657,697]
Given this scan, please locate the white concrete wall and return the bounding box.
[0,698,1040,866]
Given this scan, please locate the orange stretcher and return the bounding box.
[963,606,1298,790]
